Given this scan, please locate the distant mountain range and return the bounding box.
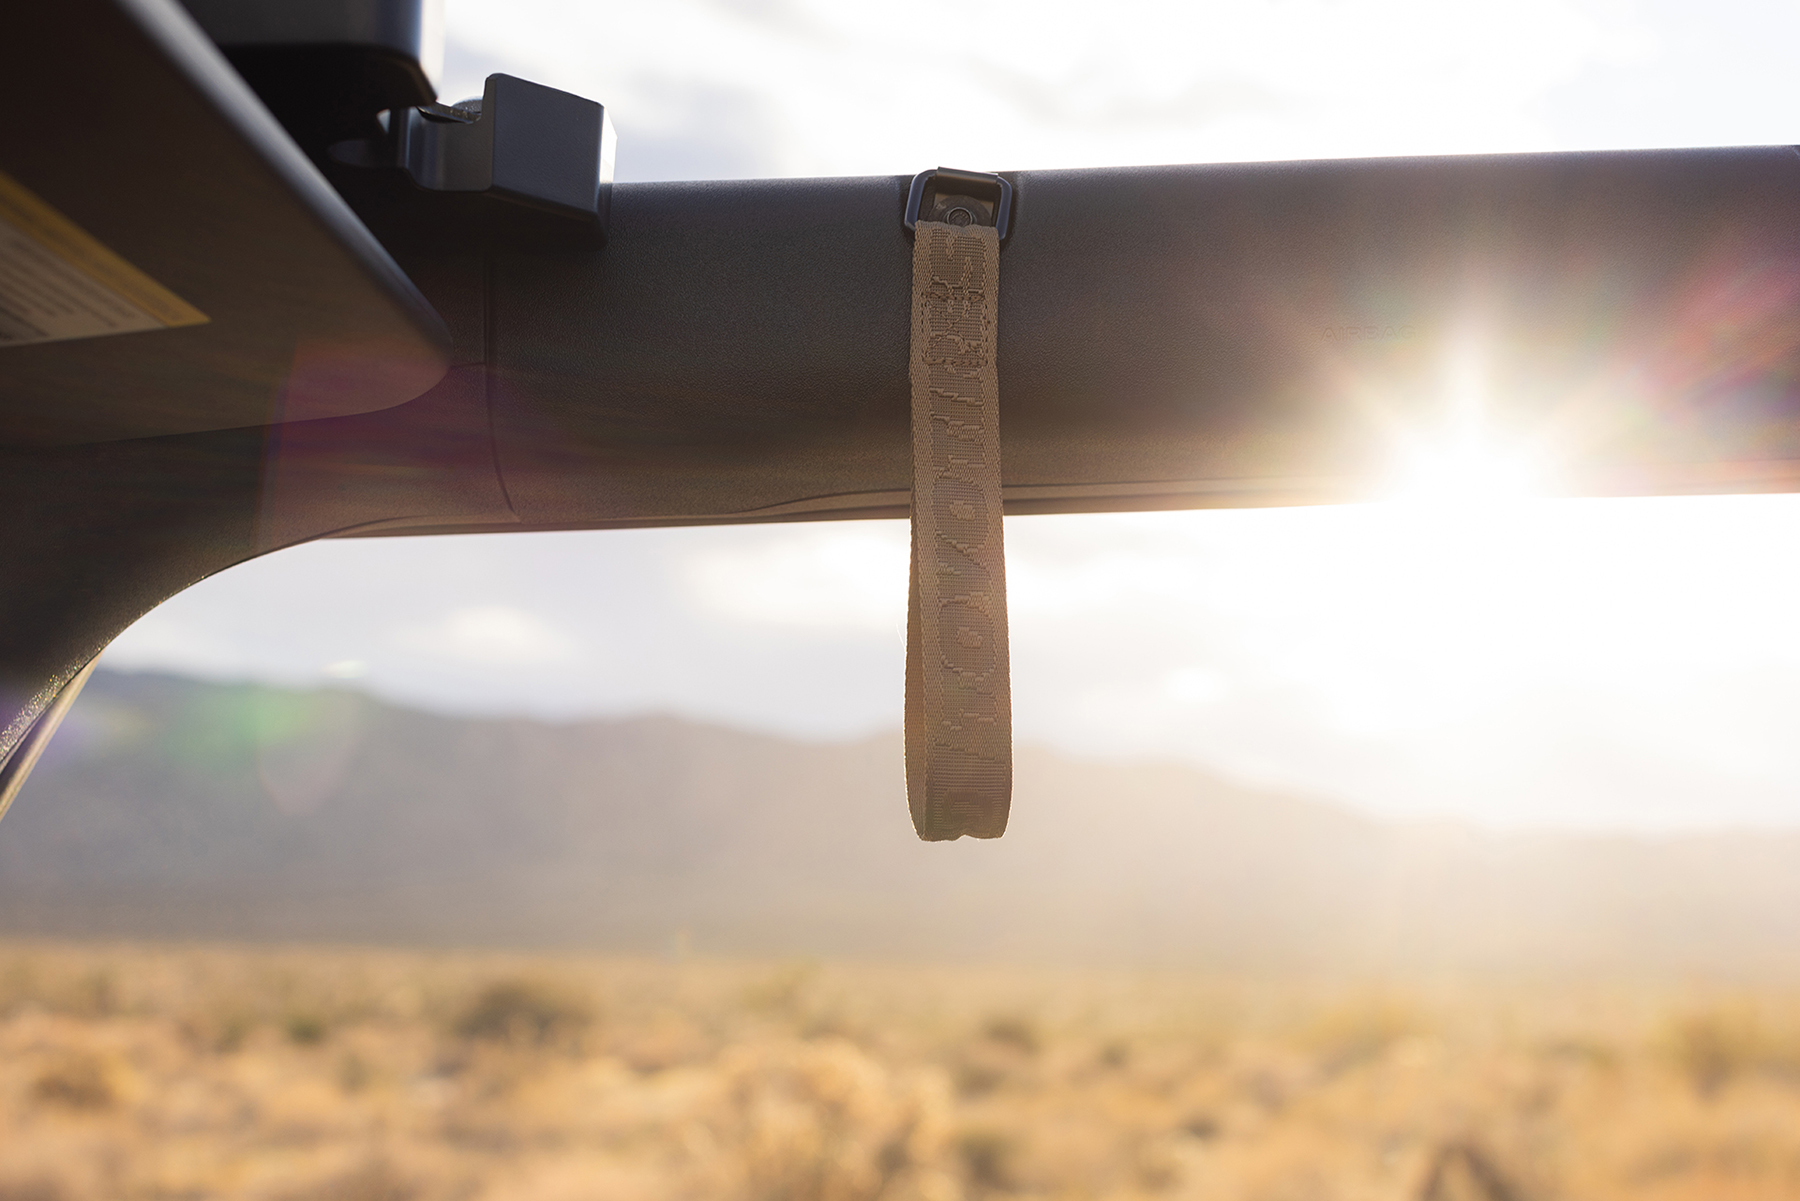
[3,670,1798,976]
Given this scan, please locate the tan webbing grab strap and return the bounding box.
[906,216,1011,840]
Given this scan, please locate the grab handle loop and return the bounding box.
[903,168,1012,841]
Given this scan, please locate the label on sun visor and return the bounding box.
[0,171,208,347]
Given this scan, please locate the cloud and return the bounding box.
[399,606,580,665]
[100,615,251,678]
[683,525,908,632]
[607,77,784,182]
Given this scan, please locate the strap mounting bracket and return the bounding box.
[905,168,1014,241]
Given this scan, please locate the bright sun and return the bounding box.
[1387,431,1542,505]
[1383,346,1546,506]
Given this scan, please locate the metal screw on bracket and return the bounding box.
[904,168,1015,241]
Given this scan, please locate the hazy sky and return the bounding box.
[105,0,1800,831]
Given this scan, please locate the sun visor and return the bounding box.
[0,0,450,446]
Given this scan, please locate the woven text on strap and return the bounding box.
[905,218,1011,841]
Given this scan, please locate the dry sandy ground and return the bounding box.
[1,941,1799,1200]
